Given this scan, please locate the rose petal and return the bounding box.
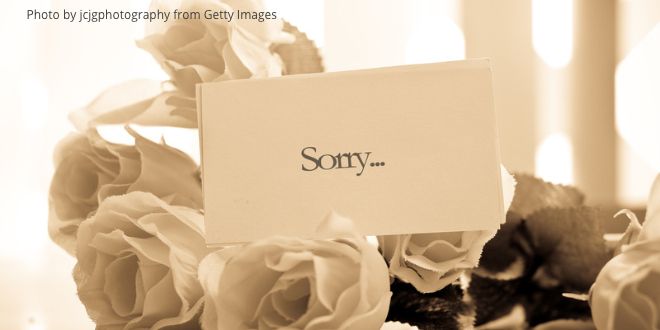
[641,174,660,241]
[612,209,643,255]
[69,81,197,129]
[306,282,362,329]
[313,255,360,310]
[199,247,241,329]
[104,254,139,317]
[212,246,283,327]
[265,250,314,272]
[75,256,125,326]
[128,271,180,328]
[381,321,421,330]
[258,301,290,328]
[341,293,392,330]
[123,235,170,266]
[151,298,204,330]
[590,239,660,330]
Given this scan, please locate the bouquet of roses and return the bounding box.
[47,1,660,329]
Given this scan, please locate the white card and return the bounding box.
[198,59,504,245]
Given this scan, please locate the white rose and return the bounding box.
[49,128,201,254]
[74,192,211,329]
[378,166,516,293]
[198,214,392,330]
[379,230,497,293]
[590,174,660,330]
[70,0,293,130]
[589,238,660,330]
[139,0,291,95]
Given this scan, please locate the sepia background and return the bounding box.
[1,0,659,328]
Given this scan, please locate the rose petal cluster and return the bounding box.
[379,230,497,293]
[49,128,201,254]
[74,192,211,329]
[69,0,292,130]
[378,166,516,293]
[590,239,660,330]
[139,0,290,95]
[198,215,392,330]
[590,174,660,330]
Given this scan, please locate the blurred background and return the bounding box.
[1,0,659,328]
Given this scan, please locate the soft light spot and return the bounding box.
[366,235,379,249]
[405,1,464,64]
[20,78,49,131]
[264,0,324,47]
[27,317,45,330]
[532,0,573,68]
[616,22,660,171]
[535,133,574,185]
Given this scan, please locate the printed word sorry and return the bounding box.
[301,147,385,176]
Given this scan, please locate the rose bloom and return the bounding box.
[378,166,516,293]
[49,128,201,254]
[138,0,292,96]
[69,0,293,130]
[590,174,660,330]
[589,238,660,330]
[74,192,211,329]
[379,230,497,293]
[198,215,392,330]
